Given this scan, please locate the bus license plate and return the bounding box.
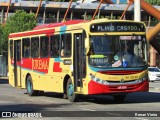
[117,86,127,89]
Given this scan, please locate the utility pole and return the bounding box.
[134,0,141,21]
[117,0,120,4]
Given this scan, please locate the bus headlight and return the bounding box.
[137,74,148,83]
[89,74,109,85]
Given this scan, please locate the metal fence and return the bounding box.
[0,55,7,77]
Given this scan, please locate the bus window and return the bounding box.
[40,36,49,58]
[16,40,21,61]
[60,34,72,57]
[50,35,60,58]
[31,37,39,58]
[22,38,30,58]
[9,40,13,59]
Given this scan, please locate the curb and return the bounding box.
[149,87,160,91]
[154,88,160,91]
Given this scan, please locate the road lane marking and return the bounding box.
[81,109,96,111]
[134,117,149,120]
[105,112,121,116]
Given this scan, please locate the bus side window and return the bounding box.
[22,38,30,58]
[60,34,72,57]
[9,40,13,59]
[31,37,39,58]
[40,36,49,58]
[60,35,65,57]
[50,35,60,58]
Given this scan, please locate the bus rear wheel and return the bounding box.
[27,76,38,96]
[66,78,79,102]
[113,94,126,102]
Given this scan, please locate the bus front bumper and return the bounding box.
[88,80,149,95]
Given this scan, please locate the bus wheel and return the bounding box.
[27,76,38,96]
[113,94,126,102]
[67,78,79,102]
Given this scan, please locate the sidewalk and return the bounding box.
[149,81,160,91]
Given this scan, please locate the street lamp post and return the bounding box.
[134,0,141,22]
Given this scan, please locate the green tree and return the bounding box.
[145,0,160,6]
[0,10,37,55]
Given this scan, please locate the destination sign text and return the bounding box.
[90,22,145,32]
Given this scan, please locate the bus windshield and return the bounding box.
[88,35,147,68]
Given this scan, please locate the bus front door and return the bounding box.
[14,40,22,87]
[73,33,86,92]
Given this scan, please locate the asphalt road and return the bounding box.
[0,79,160,120]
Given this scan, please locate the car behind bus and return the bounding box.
[148,67,160,82]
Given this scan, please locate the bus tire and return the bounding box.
[66,78,79,102]
[26,76,38,96]
[113,94,126,102]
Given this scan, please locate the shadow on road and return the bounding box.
[77,92,160,104]
[33,91,160,105]
[0,103,72,112]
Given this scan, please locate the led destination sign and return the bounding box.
[90,22,145,32]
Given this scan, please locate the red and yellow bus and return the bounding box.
[8,18,149,102]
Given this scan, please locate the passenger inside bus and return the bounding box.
[61,41,71,57]
[50,40,59,57]
[60,34,72,57]
[61,48,64,57]
[24,46,30,58]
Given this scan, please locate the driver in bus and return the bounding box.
[116,44,133,67]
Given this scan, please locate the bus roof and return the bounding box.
[33,20,89,30]
[9,20,89,38]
